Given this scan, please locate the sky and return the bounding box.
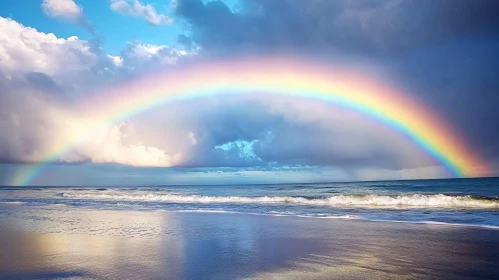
[0,0,498,186]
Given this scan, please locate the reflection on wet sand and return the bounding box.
[246,221,499,280]
[0,206,498,279]
[0,208,184,279]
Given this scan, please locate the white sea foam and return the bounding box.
[60,192,499,209]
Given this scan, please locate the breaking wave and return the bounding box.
[60,192,499,209]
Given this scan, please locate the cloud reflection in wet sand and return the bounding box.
[0,206,498,279]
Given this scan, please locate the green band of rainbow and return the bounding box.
[10,56,487,185]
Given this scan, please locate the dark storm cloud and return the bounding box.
[174,0,499,168]
[391,38,499,163]
[176,0,499,55]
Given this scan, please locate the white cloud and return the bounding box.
[41,0,83,21]
[107,54,124,67]
[0,17,186,88]
[110,0,173,25]
[118,42,189,71]
[0,78,186,167]
[62,121,183,167]
[0,17,97,79]
[0,17,191,167]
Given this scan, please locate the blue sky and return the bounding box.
[0,0,184,54]
[0,0,498,186]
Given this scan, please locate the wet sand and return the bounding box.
[0,204,498,279]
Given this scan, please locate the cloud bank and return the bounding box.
[2,0,499,184]
[173,0,499,170]
[0,15,438,176]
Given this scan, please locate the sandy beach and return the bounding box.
[1,203,498,280]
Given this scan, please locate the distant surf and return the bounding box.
[60,192,499,209]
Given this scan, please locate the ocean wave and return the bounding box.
[59,192,499,209]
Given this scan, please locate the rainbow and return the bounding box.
[11,56,488,186]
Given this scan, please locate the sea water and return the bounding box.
[1,177,499,228]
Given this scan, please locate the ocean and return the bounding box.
[1,177,499,229]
